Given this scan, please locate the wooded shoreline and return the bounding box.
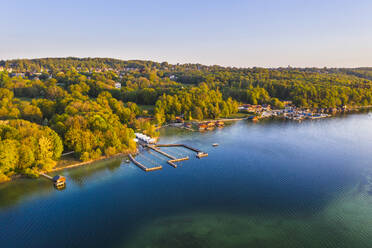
[2,58,372,184]
[1,107,371,185]
[2,150,136,185]
[47,151,135,173]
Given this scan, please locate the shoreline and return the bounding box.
[156,116,251,130]
[163,107,372,132]
[1,150,137,185]
[46,151,136,174]
[2,107,371,185]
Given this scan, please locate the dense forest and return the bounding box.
[1,57,372,182]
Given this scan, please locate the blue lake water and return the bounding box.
[1,112,372,248]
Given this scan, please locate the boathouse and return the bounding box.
[216,121,224,127]
[198,123,207,130]
[135,133,156,144]
[175,116,184,123]
[207,122,215,127]
[52,175,66,187]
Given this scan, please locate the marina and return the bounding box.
[133,133,208,171]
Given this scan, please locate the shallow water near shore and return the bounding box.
[1,112,372,248]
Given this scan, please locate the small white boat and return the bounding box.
[212,143,219,147]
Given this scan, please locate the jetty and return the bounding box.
[147,145,176,160]
[155,144,208,158]
[132,132,208,171]
[128,154,162,172]
[146,144,190,168]
[167,157,189,168]
[40,172,53,180]
[134,143,207,169]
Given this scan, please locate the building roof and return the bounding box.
[53,175,66,182]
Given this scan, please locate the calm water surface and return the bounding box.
[1,112,372,248]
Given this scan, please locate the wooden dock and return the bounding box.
[155,144,208,158]
[167,157,189,168]
[147,144,190,167]
[40,173,53,180]
[181,144,201,153]
[128,154,162,172]
[196,152,208,158]
[131,143,207,171]
[147,145,176,160]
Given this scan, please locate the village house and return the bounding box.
[198,123,207,131]
[10,72,25,78]
[115,82,122,89]
[184,122,192,128]
[170,116,184,124]
[238,104,264,113]
[216,121,224,127]
[206,122,215,130]
[262,104,271,111]
[0,67,13,73]
[282,101,293,107]
[175,116,184,123]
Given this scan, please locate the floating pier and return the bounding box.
[147,145,176,160]
[128,154,162,172]
[40,173,53,180]
[147,144,190,167]
[196,152,208,158]
[131,141,207,171]
[167,157,190,168]
[155,144,208,158]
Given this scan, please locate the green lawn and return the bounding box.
[18,97,34,102]
[221,112,253,119]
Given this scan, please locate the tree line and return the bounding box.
[1,58,372,182]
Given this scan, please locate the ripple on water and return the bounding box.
[121,186,372,248]
[1,114,372,248]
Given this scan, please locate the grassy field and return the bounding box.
[18,97,34,102]
[221,112,254,119]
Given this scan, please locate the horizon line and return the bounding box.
[1,56,371,70]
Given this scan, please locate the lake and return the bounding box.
[1,112,372,248]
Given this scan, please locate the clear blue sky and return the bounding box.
[1,0,372,67]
